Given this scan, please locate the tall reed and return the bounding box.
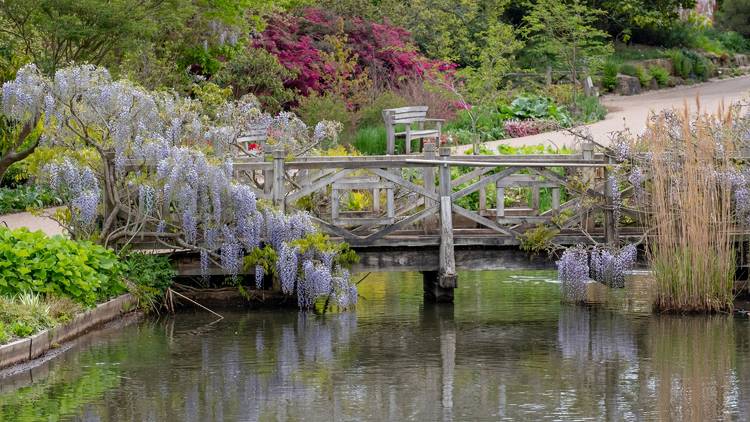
[642,107,735,313]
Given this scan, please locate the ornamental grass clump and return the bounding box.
[640,109,735,313]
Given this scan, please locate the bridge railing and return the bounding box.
[232,143,617,248]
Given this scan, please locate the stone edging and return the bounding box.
[0,294,137,369]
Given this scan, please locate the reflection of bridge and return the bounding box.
[171,143,639,302]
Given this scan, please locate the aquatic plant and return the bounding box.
[621,108,736,313]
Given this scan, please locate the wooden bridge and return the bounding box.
[206,142,630,301]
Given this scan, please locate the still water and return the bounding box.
[1,270,750,421]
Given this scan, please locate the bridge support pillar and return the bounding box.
[423,271,454,303]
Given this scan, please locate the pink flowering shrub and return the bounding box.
[255,9,455,97]
[503,119,559,138]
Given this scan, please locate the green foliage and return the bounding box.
[0,293,82,343]
[716,31,750,53]
[289,232,359,268]
[596,0,694,41]
[618,63,638,77]
[648,66,670,87]
[669,50,693,79]
[191,82,233,119]
[456,22,523,104]
[212,47,298,113]
[635,65,652,87]
[295,93,355,139]
[353,126,393,155]
[500,96,572,126]
[602,61,619,91]
[717,0,750,38]
[574,96,608,123]
[0,185,61,214]
[523,0,613,84]
[519,225,560,255]
[317,0,513,68]
[243,245,278,277]
[357,91,408,129]
[0,228,125,306]
[0,0,189,74]
[10,321,33,337]
[122,253,174,309]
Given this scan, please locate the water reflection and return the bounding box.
[0,270,748,421]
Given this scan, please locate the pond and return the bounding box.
[1,270,749,421]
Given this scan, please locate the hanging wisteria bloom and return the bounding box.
[589,244,637,288]
[1,63,358,310]
[557,247,590,303]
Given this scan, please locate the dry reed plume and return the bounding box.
[640,106,735,313]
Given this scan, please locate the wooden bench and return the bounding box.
[235,126,267,157]
[382,106,444,155]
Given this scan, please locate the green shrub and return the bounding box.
[618,63,639,77]
[353,126,392,155]
[692,54,713,80]
[499,95,572,126]
[0,293,80,343]
[122,253,174,308]
[648,66,670,87]
[669,50,693,79]
[717,31,750,53]
[212,47,298,114]
[294,93,356,141]
[635,65,652,87]
[0,228,125,306]
[602,61,619,92]
[358,91,408,128]
[0,185,61,215]
[10,321,33,337]
[574,96,607,123]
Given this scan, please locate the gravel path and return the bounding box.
[0,207,65,236]
[458,75,750,153]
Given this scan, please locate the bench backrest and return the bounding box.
[382,106,429,125]
[237,126,268,146]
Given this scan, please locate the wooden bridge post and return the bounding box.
[272,147,285,212]
[423,142,438,232]
[437,147,457,294]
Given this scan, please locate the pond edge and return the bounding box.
[0,294,137,369]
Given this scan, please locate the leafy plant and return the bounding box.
[648,66,670,87]
[10,321,33,337]
[602,61,619,91]
[519,225,560,255]
[635,65,652,87]
[353,126,392,155]
[669,50,693,79]
[618,63,638,77]
[122,253,175,309]
[0,185,61,214]
[0,228,125,306]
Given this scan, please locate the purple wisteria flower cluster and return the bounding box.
[557,247,590,303]
[557,244,637,300]
[44,159,101,227]
[589,244,637,288]
[2,63,358,310]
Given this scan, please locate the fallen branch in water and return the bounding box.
[167,288,224,320]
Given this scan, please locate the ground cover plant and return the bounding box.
[0,185,60,214]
